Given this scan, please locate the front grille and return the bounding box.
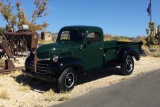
[30,60,49,74]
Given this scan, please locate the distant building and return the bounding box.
[41,32,53,41]
[52,33,58,38]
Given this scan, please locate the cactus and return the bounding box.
[146,22,159,45]
[150,36,158,45]
[157,25,160,32]
[149,22,155,29]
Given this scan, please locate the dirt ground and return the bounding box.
[0,56,160,107]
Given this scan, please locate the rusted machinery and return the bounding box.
[0,25,38,73]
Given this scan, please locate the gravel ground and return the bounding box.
[0,56,160,107]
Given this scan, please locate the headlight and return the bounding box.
[52,55,59,62]
[27,51,31,57]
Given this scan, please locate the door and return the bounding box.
[83,32,103,71]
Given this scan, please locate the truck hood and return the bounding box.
[36,42,81,59]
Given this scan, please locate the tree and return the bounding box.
[0,27,5,35]
[0,0,16,28]
[0,0,49,32]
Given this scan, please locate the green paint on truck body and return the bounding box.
[24,25,142,83]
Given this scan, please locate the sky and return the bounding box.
[0,0,160,37]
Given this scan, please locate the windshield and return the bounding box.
[57,30,84,43]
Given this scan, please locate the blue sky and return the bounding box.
[1,0,160,37]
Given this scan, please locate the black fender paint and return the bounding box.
[25,56,84,78]
[42,57,84,77]
[118,47,140,62]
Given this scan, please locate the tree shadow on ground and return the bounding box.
[15,67,122,93]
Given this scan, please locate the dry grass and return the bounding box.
[44,89,55,101]
[142,45,160,57]
[152,51,160,57]
[142,46,151,56]
[43,89,70,102]
[148,45,160,57]
[58,96,70,101]
[34,106,43,107]
[0,83,4,87]
[0,90,10,100]
[10,70,22,78]
[19,84,30,92]
[44,95,70,102]
[44,97,56,102]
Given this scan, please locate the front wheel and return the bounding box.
[58,68,76,92]
[121,55,134,75]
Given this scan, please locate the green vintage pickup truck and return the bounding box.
[23,26,142,92]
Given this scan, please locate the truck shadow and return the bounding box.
[77,67,121,85]
[15,67,121,93]
[15,75,59,93]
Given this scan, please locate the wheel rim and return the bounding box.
[126,59,133,72]
[65,72,74,88]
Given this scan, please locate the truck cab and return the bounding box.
[57,26,105,70]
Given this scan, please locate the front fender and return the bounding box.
[25,56,33,70]
[48,57,84,77]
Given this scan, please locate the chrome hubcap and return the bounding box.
[65,73,74,88]
[126,60,133,72]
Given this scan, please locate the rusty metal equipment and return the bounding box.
[4,31,38,53]
[0,25,38,73]
[0,37,15,72]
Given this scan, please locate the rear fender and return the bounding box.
[118,47,140,62]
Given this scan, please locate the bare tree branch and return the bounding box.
[0,0,49,32]
[32,0,48,22]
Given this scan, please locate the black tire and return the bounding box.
[58,68,76,92]
[121,55,134,75]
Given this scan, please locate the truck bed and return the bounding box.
[104,40,142,62]
[104,40,142,50]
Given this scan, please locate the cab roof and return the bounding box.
[60,25,103,34]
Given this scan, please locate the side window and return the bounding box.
[87,32,100,44]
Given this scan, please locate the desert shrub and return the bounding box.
[104,37,110,41]
[113,36,132,42]
[58,96,70,101]
[147,45,160,57]
[152,52,160,57]
[140,37,148,45]
[149,48,157,52]
[38,40,53,44]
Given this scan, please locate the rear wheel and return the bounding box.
[58,68,76,92]
[121,55,134,75]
